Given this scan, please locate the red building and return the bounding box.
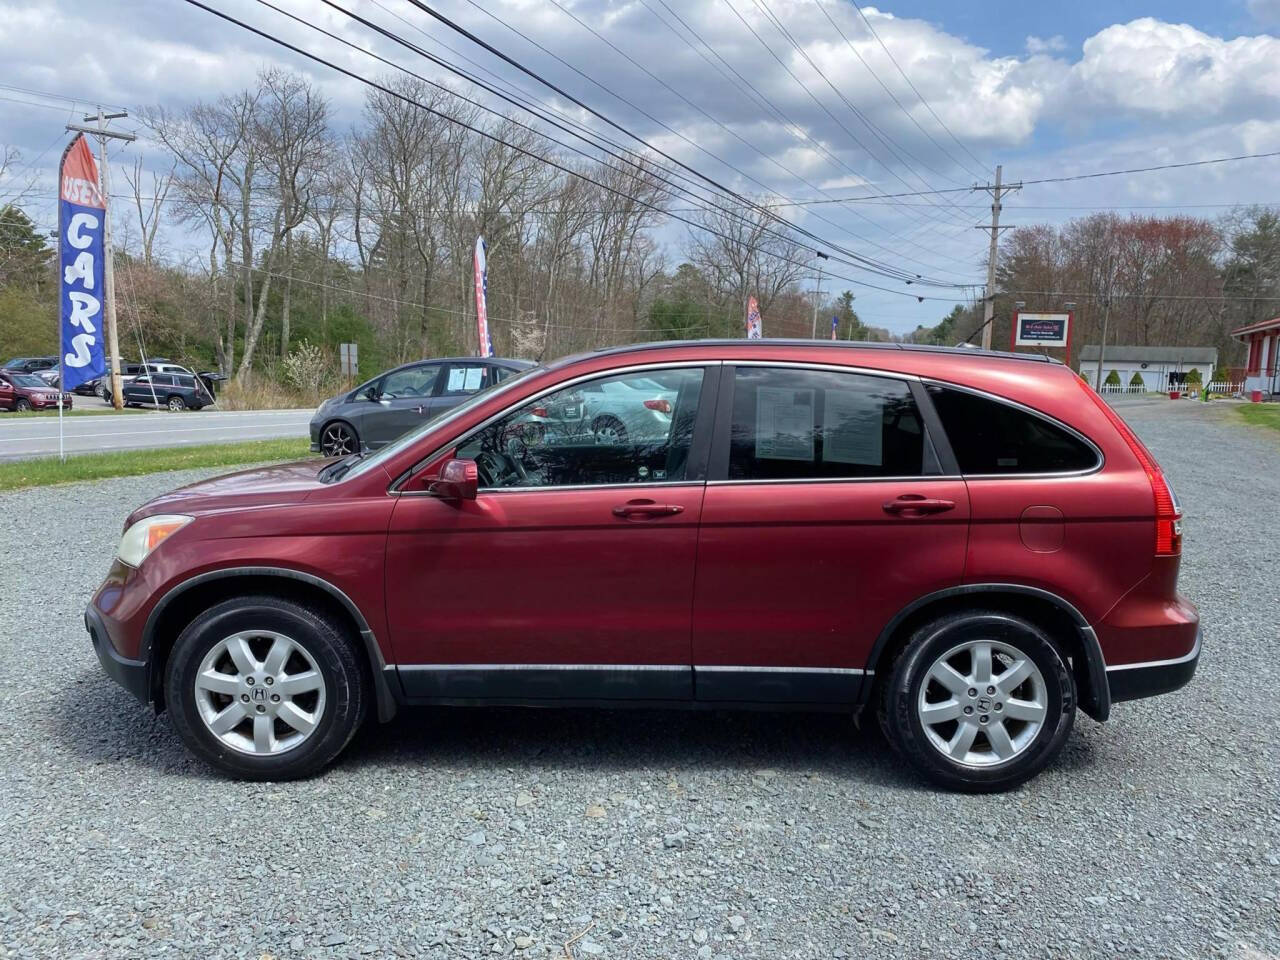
[1233,316,1280,398]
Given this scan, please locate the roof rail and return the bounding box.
[589,338,1061,364]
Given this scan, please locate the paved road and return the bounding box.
[0,407,314,460]
[0,400,1275,959]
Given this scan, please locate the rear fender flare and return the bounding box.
[865,583,1110,722]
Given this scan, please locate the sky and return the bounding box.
[1,0,1278,334]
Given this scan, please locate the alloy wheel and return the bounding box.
[592,419,625,444]
[320,423,356,457]
[917,639,1048,767]
[193,630,327,756]
[167,396,186,412]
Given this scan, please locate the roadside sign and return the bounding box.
[1013,312,1070,347]
[339,342,358,377]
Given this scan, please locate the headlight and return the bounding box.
[118,514,193,567]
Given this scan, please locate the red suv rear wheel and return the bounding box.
[878,611,1076,792]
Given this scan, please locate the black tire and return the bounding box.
[14,398,31,412]
[164,595,369,780]
[166,395,187,412]
[319,420,359,458]
[591,415,627,444]
[878,610,1075,792]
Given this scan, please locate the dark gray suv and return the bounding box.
[310,356,533,456]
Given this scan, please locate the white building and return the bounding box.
[1231,316,1279,397]
[1077,345,1217,390]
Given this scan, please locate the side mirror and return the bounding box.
[428,458,478,501]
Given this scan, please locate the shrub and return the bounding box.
[1185,367,1203,385]
[1129,371,1144,387]
[281,340,333,397]
[1104,369,1122,386]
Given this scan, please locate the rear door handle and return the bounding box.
[612,499,685,520]
[882,495,956,516]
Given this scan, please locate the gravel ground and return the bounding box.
[1,399,1277,960]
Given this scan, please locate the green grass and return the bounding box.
[0,438,313,492]
[1237,403,1280,434]
[4,405,147,417]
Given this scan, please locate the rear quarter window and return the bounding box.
[927,385,1099,475]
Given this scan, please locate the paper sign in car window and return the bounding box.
[446,367,466,391]
[755,386,815,461]
[824,389,883,465]
[463,367,484,391]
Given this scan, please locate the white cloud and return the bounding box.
[1065,18,1280,119]
[1025,35,1067,54]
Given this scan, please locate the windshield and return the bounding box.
[339,363,544,481]
[11,374,45,388]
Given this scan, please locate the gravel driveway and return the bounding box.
[1,399,1277,960]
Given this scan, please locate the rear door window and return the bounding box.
[926,385,1099,475]
[727,367,928,480]
[440,363,489,397]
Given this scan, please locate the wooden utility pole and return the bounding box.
[810,263,822,339]
[974,165,1021,350]
[67,109,134,410]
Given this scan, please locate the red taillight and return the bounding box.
[1077,377,1182,556]
[643,397,671,413]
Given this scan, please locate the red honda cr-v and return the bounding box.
[85,340,1200,790]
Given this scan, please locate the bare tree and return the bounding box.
[123,155,175,265]
[238,69,330,376]
[687,196,807,322]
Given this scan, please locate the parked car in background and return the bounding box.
[519,373,683,446]
[2,356,57,374]
[103,361,224,405]
[0,370,72,411]
[89,340,1200,789]
[310,356,534,457]
[121,372,214,411]
[34,368,61,388]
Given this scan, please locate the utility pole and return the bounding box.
[810,262,823,339]
[974,165,1021,350]
[1093,296,1113,391]
[67,108,134,410]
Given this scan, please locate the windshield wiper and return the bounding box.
[319,451,364,483]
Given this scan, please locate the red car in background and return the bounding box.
[0,370,73,411]
[85,340,1199,791]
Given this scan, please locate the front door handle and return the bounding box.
[882,494,956,516]
[612,499,685,520]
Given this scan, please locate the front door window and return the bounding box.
[456,368,705,488]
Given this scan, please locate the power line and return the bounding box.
[810,0,984,181]
[526,0,978,278]
[634,0,983,271]
[844,0,989,174]
[281,0,969,287]
[177,0,970,301]
[776,150,1280,206]
[386,0,972,287]
[718,0,971,230]
[752,0,970,194]
[0,81,128,113]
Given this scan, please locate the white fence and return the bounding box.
[1205,382,1243,395]
[1098,384,1147,395]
